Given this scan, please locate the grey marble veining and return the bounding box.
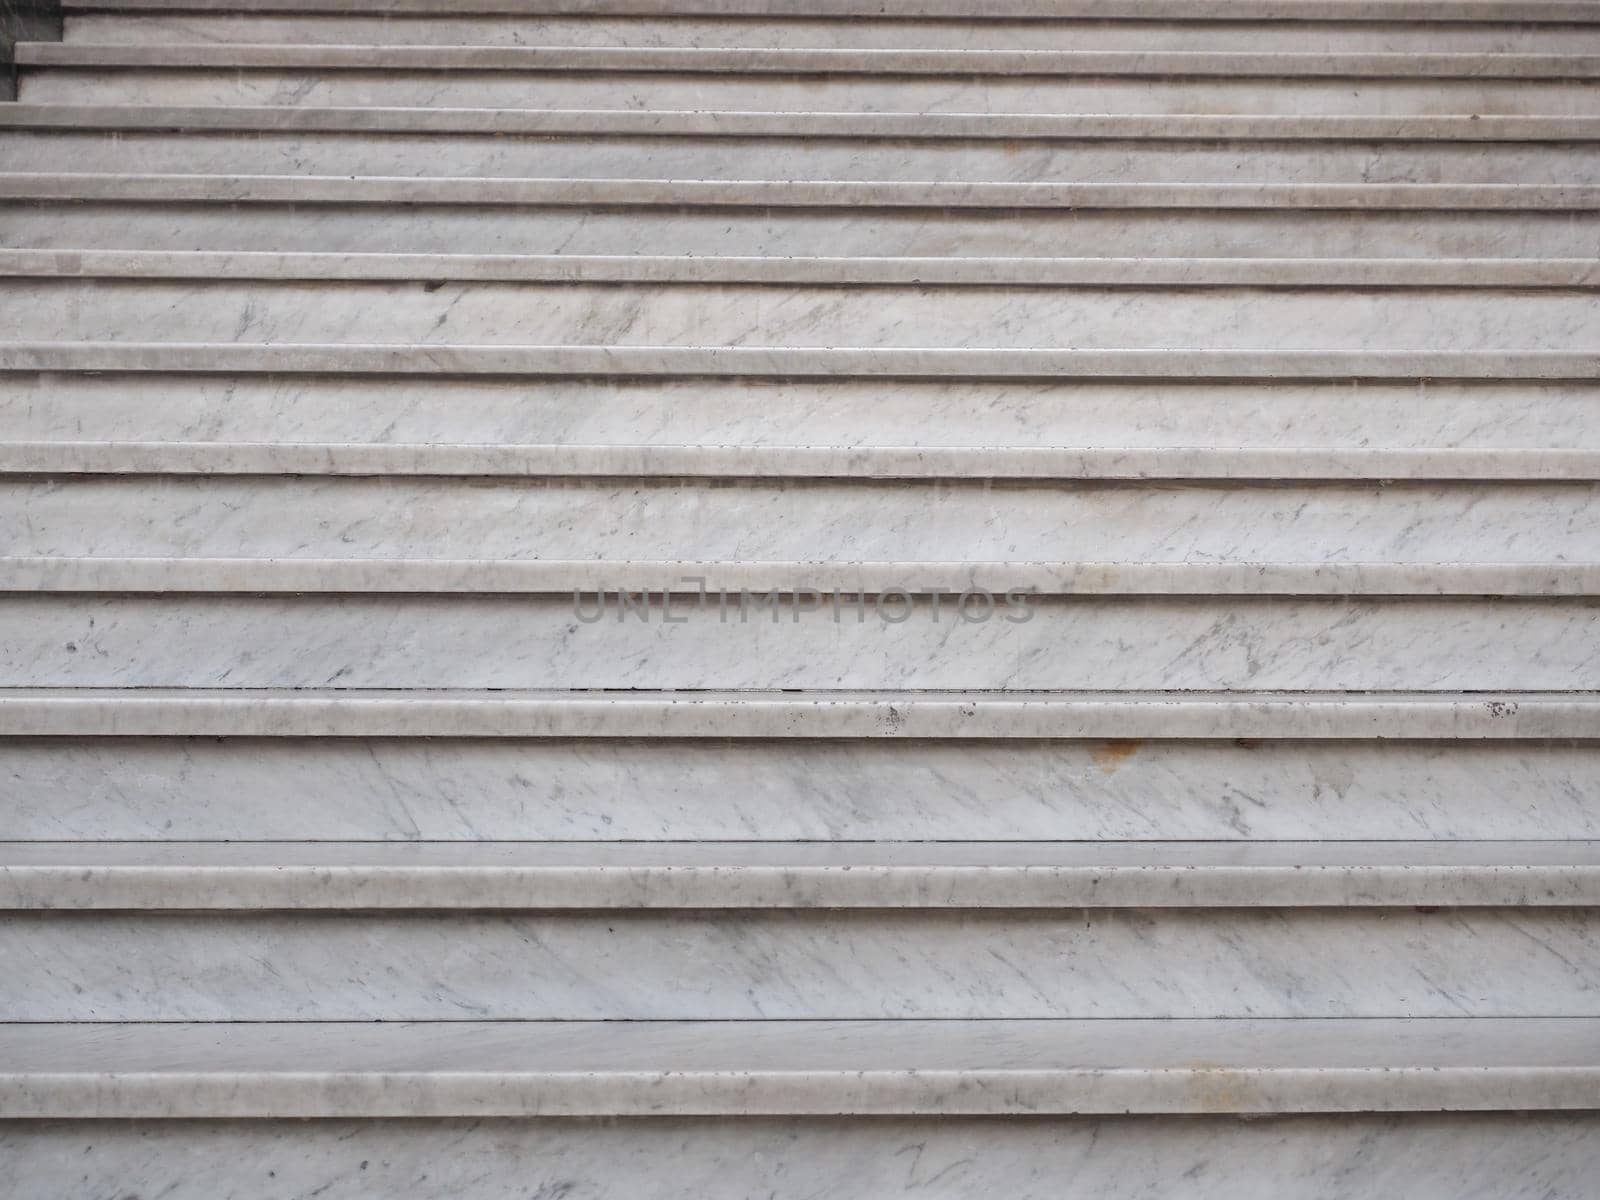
[7,103,1596,141]
[8,0,1600,1154]
[20,68,1597,115]
[12,132,1599,184]
[8,478,1595,563]
[62,11,1600,51]
[8,907,1599,1020]
[6,840,1598,910]
[7,250,1600,291]
[5,736,1597,842]
[1,689,1588,739]
[29,44,1600,79]
[6,279,1593,350]
[4,1113,1597,1200]
[5,375,1594,452]
[10,204,1592,259]
[3,1018,1598,1116]
[4,594,1597,690]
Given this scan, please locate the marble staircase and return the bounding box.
[2,1,1599,1195]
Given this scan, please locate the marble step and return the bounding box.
[23,43,1600,79]
[11,443,1600,481]
[4,1019,1597,1116]
[57,0,1600,18]
[19,63,1595,115]
[7,343,1593,378]
[6,1113,1598,1200]
[5,376,1597,455]
[7,596,1597,690]
[9,477,1595,564]
[3,282,1594,351]
[12,133,1600,186]
[13,906,1600,1020]
[7,250,1600,290]
[10,173,1595,212]
[60,11,1600,51]
[13,205,1595,259]
[7,840,1600,909]
[0,689,1588,738]
[7,103,1596,142]
[12,737,1600,843]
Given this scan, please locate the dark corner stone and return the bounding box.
[2,0,63,101]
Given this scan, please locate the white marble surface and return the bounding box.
[6,376,1594,452]
[11,908,1600,1020]
[0,689,1586,739]
[10,479,1596,562]
[54,0,1600,18]
[63,10,1600,50]
[3,1018,1598,1116]
[6,175,1594,215]
[10,204,1591,259]
[6,279,1595,349]
[4,1113,1597,1200]
[3,595,1596,689]
[6,249,1599,289]
[13,445,1600,485]
[8,344,1590,380]
[15,476,1600,566]
[29,43,1600,78]
[5,840,1598,909]
[7,133,1600,186]
[21,67,1596,115]
[6,103,1595,142]
[5,737,1597,842]
[11,559,1597,595]
[8,0,1600,1154]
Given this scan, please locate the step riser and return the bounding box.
[12,206,1594,259]
[5,377,1597,451]
[9,738,1595,842]
[10,842,1599,909]
[5,282,1596,350]
[5,597,1598,690]
[10,480,1593,562]
[21,71,1598,115]
[63,13,1600,52]
[11,134,1600,185]
[5,1114,1597,1200]
[8,909,1600,1020]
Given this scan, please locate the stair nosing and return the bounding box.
[0,688,1589,739]
[5,839,1599,909]
[5,343,1595,381]
[6,104,1597,140]
[6,172,1596,210]
[4,557,1598,597]
[4,1017,1597,1118]
[5,250,1596,288]
[21,43,1600,79]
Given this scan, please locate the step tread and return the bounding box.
[0,688,1588,739]
[6,172,1595,209]
[22,42,1600,78]
[6,250,1597,287]
[6,104,1596,140]
[3,1017,1597,1117]
[6,342,1593,379]
[5,839,1599,909]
